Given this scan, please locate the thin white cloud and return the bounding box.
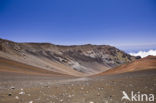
[129,49,156,58]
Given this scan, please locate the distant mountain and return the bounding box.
[0,38,136,76]
[97,56,156,75]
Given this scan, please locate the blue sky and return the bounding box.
[0,0,156,51]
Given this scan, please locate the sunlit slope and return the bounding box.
[97,56,156,75]
[0,57,68,76]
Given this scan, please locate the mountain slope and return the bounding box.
[0,38,136,76]
[97,56,156,75]
[0,57,68,76]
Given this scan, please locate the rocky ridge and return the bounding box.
[0,38,136,76]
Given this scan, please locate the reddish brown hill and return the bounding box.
[97,56,156,75]
[0,57,68,76]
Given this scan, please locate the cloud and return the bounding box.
[129,49,156,58]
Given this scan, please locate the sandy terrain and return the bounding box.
[0,69,156,103]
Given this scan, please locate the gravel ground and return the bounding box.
[0,69,156,103]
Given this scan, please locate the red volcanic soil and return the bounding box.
[97,56,156,75]
[0,57,68,76]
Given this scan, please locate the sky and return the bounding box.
[0,0,156,51]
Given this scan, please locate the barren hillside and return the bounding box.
[0,38,136,76]
[97,55,156,75]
